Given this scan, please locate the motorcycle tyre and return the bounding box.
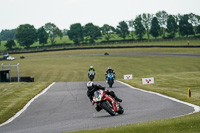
[101,101,116,116]
[117,105,124,114]
[89,76,94,81]
[108,80,113,88]
[109,84,112,88]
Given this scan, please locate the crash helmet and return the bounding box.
[108,66,111,70]
[90,66,93,68]
[87,81,94,91]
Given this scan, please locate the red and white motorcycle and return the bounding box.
[93,90,124,116]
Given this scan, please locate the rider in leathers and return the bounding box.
[88,66,95,77]
[87,81,122,112]
[105,66,115,80]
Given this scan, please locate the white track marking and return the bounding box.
[0,82,55,127]
[117,80,200,114]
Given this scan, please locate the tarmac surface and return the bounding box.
[0,81,195,133]
[63,52,200,57]
[110,52,200,57]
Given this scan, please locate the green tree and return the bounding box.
[116,21,129,40]
[15,24,37,48]
[166,15,178,38]
[150,17,160,39]
[128,19,135,39]
[37,26,48,46]
[197,25,200,34]
[83,23,101,43]
[68,23,84,44]
[44,23,63,45]
[173,14,182,37]
[141,13,153,40]
[62,29,68,36]
[0,29,16,41]
[156,11,168,38]
[101,24,115,41]
[134,16,145,40]
[188,13,200,36]
[5,40,16,50]
[179,14,194,37]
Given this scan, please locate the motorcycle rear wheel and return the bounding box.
[101,101,116,116]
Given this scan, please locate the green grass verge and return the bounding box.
[4,48,199,82]
[0,82,51,124]
[121,71,200,106]
[70,112,200,133]
[0,47,200,132]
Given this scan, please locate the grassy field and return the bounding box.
[0,47,200,132]
[1,48,200,82]
[0,36,200,52]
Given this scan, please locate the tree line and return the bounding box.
[1,11,200,50]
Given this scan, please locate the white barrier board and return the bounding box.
[142,77,154,84]
[124,74,133,79]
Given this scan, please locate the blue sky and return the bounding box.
[0,0,199,31]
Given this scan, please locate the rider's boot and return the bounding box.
[115,96,122,102]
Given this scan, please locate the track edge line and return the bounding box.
[117,80,200,115]
[0,82,56,127]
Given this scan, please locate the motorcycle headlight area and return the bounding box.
[107,74,114,78]
[94,91,102,101]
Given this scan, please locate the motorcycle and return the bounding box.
[106,73,114,88]
[88,71,95,81]
[93,90,124,116]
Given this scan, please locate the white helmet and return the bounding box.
[90,66,93,68]
[87,81,93,90]
[108,66,111,69]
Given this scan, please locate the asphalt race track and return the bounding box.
[0,81,196,133]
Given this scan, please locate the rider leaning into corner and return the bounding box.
[105,66,115,79]
[86,81,122,112]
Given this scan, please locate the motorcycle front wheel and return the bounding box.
[89,75,94,81]
[117,105,124,114]
[108,80,113,88]
[101,101,115,116]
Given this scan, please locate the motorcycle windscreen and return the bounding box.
[94,90,103,101]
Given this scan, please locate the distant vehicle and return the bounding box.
[20,56,25,59]
[104,52,109,55]
[2,53,9,60]
[7,56,15,61]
